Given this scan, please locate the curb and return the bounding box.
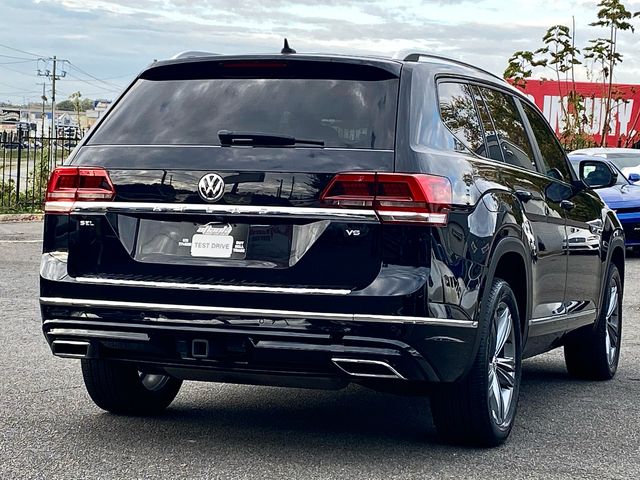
[0,213,44,223]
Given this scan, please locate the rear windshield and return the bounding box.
[89,73,399,150]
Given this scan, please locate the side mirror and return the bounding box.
[628,172,640,183]
[579,160,617,189]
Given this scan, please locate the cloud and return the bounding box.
[1,0,639,104]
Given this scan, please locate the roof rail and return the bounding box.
[171,51,220,60]
[402,52,505,83]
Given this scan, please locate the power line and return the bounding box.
[0,90,40,95]
[67,62,124,90]
[0,80,36,91]
[0,54,35,61]
[0,42,44,58]
[0,64,37,77]
[97,73,136,81]
[0,46,126,103]
[65,72,122,93]
[37,56,68,161]
[0,60,37,66]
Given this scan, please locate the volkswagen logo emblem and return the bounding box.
[197,173,225,203]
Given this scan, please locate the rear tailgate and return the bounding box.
[54,57,401,293]
[64,163,388,291]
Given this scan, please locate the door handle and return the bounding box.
[560,200,575,211]
[514,190,533,202]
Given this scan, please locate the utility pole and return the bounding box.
[37,82,47,139]
[51,55,57,143]
[37,56,68,165]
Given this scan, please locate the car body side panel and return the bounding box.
[564,189,605,314]
[498,166,568,321]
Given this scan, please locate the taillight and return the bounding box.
[45,166,115,213]
[320,172,452,226]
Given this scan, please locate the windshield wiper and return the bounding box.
[218,130,324,147]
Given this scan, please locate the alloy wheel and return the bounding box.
[488,302,517,427]
[605,282,621,368]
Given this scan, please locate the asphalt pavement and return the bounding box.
[1,221,639,479]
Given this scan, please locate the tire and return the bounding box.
[81,359,182,415]
[564,263,622,380]
[430,278,523,447]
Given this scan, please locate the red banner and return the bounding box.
[517,80,640,147]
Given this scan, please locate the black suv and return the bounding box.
[40,51,625,446]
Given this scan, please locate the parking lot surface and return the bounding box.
[1,221,639,479]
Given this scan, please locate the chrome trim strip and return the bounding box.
[39,297,478,328]
[43,319,332,339]
[529,309,596,325]
[57,201,381,222]
[255,341,401,356]
[377,211,447,224]
[48,328,150,342]
[356,313,476,328]
[74,276,352,296]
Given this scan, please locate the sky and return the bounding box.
[2,0,640,105]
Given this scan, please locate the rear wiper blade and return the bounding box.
[218,130,324,147]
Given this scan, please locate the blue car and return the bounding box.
[569,154,640,247]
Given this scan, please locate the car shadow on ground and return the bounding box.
[64,354,611,455]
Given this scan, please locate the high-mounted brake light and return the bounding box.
[222,61,288,69]
[320,172,452,226]
[45,166,115,213]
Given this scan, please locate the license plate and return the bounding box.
[190,234,235,258]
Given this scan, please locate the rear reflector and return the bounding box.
[45,166,115,213]
[320,172,452,225]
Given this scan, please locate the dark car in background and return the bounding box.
[2,140,22,150]
[40,51,625,446]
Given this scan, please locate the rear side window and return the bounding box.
[89,68,399,150]
[522,103,572,181]
[470,86,504,163]
[438,82,485,154]
[479,87,536,171]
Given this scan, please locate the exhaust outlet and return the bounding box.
[331,358,406,380]
[51,340,92,358]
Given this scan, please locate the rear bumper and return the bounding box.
[41,296,480,385]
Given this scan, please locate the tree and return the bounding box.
[55,99,74,111]
[80,98,94,110]
[539,24,586,149]
[586,0,638,144]
[70,91,82,128]
[504,51,543,89]
[504,24,589,150]
[55,94,94,124]
[503,2,639,148]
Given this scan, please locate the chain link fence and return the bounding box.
[0,128,83,213]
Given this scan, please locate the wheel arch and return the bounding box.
[597,234,625,322]
[599,207,625,299]
[610,243,625,289]
[481,237,532,342]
